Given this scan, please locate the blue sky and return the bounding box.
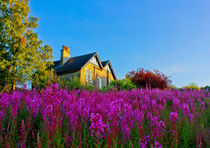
[30,0,210,87]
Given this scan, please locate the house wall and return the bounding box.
[58,71,80,80]
[80,62,115,86]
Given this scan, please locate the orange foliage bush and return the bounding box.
[127,68,171,89]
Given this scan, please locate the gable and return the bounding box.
[89,56,100,67]
[104,65,111,73]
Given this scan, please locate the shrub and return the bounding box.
[82,83,95,91]
[127,68,171,89]
[58,77,136,92]
[32,69,56,90]
[58,77,81,90]
[170,84,178,90]
[58,77,95,91]
[104,79,137,91]
[201,85,210,92]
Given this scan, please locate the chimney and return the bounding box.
[60,45,71,65]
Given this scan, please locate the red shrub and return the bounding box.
[127,68,171,89]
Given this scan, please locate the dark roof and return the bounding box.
[54,52,96,74]
[101,60,109,67]
[53,60,60,68]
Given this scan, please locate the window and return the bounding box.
[86,69,89,81]
[99,78,103,89]
[102,77,106,87]
[89,70,92,83]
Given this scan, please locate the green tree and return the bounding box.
[0,0,54,90]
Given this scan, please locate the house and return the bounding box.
[53,45,116,89]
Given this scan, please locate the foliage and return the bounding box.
[127,68,171,89]
[0,0,54,91]
[170,84,178,90]
[104,79,137,91]
[201,85,210,92]
[183,83,200,91]
[58,77,95,91]
[32,69,56,90]
[0,85,209,147]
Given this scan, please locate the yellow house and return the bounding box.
[54,45,116,89]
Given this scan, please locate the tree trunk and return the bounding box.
[12,80,16,90]
[12,66,16,91]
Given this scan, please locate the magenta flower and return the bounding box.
[201,102,205,110]
[139,135,150,148]
[155,141,162,148]
[0,110,4,119]
[150,117,165,139]
[89,113,106,139]
[169,112,179,122]
[183,103,190,116]
[0,83,208,147]
[134,109,144,125]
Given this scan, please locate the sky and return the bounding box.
[29,0,210,87]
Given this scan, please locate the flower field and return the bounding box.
[0,84,209,147]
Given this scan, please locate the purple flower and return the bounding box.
[0,110,4,119]
[169,112,179,122]
[89,113,106,139]
[150,117,165,139]
[0,82,208,147]
[134,109,144,125]
[155,141,162,148]
[183,103,190,116]
[139,135,150,148]
[201,102,205,110]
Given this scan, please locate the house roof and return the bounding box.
[101,60,109,67]
[54,52,96,74]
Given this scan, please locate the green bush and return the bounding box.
[170,84,178,90]
[82,83,95,91]
[104,79,137,91]
[58,77,95,91]
[32,69,56,90]
[201,85,210,91]
[59,77,137,92]
[58,77,81,90]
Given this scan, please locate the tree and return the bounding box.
[127,68,171,89]
[201,85,210,92]
[183,83,200,91]
[0,0,54,90]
